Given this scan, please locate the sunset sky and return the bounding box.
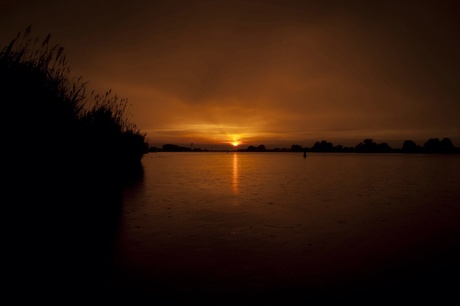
[2,0,459,149]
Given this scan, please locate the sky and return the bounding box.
[1,0,459,149]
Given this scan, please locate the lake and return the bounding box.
[105,152,460,303]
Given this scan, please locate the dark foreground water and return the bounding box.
[101,152,460,304]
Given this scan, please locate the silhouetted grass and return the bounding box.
[1,27,148,300]
[1,26,148,173]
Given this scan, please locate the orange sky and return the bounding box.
[2,0,459,149]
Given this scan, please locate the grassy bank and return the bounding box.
[1,27,148,300]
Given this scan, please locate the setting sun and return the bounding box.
[228,134,242,147]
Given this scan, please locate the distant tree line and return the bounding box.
[306,138,458,154]
[158,144,209,152]
[237,138,458,154]
[152,137,459,154]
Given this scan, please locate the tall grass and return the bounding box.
[1,26,148,177]
[2,28,149,296]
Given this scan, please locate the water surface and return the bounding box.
[108,152,460,303]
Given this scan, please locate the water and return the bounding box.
[108,152,460,302]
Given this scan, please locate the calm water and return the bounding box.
[108,152,460,302]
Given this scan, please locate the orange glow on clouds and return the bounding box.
[4,1,459,148]
[146,124,253,148]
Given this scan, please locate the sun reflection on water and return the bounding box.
[232,152,238,194]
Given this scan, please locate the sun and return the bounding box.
[227,133,243,147]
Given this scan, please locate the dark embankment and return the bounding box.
[1,28,148,302]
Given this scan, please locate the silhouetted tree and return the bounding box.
[334,144,343,152]
[245,144,266,152]
[162,144,192,151]
[311,140,334,152]
[257,144,266,151]
[401,140,420,153]
[423,138,441,153]
[355,139,377,152]
[377,142,392,153]
[423,137,455,153]
[354,139,394,153]
[440,137,454,152]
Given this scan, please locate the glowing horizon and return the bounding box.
[142,123,460,150]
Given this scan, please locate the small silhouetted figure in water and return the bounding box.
[303,150,307,158]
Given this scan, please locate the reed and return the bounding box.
[1,26,148,177]
[1,27,151,298]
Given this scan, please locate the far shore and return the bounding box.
[149,138,459,154]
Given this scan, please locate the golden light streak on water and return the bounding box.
[232,152,238,195]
